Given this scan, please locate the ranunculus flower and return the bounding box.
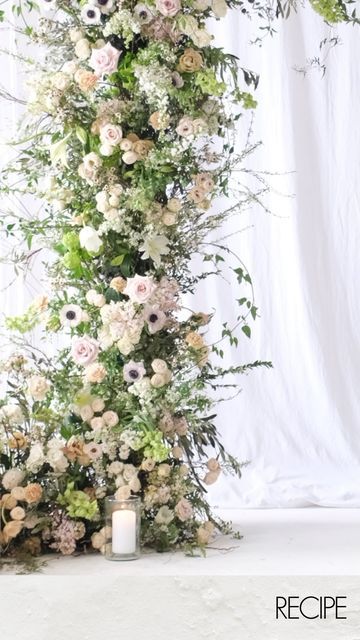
[71,336,99,367]
[155,0,180,16]
[3,520,24,543]
[74,38,91,60]
[123,274,157,304]
[79,226,103,253]
[89,42,121,76]
[151,358,169,374]
[122,150,139,164]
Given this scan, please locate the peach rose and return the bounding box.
[84,362,107,383]
[24,483,43,504]
[74,69,98,92]
[178,48,203,73]
[3,520,24,543]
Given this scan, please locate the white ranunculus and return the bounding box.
[79,226,103,253]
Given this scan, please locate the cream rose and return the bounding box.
[84,362,107,384]
[27,375,50,401]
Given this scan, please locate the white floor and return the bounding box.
[38,508,360,575]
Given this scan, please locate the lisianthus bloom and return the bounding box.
[123,274,157,304]
[89,42,121,76]
[123,360,146,383]
[71,336,99,367]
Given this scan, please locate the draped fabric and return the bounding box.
[2,6,360,507]
[202,7,360,507]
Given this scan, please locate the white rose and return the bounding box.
[70,29,84,43]
[47,439,69,473]
[2,468,25,491]
[0,404,24,425]
[212,0,227,17]
[75,38,91,60]
[192,29,212,48]
[79,226,103,253]
[117,337,135,356]
[26,443,45,473]
[86,289,106,307]
[151,358,168,374]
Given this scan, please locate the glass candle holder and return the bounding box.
[104,496,141,561]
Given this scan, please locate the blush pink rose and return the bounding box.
[71,336,99,367]
[89,43,121,77]
[123,274,157,304]
[155,0,181,16]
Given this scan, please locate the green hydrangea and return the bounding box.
[141,431,169,462]
[310,0,347,23]
[58,482,99,520]
[194,70,226,97]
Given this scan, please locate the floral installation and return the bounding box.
[0,0,354,564]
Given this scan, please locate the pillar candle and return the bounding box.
[112,509,136,554]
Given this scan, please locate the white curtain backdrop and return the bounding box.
[203,7,360,508]
[2,6,360,508]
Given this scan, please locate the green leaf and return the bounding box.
[110,255,125,266]
[242,325,251,339]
